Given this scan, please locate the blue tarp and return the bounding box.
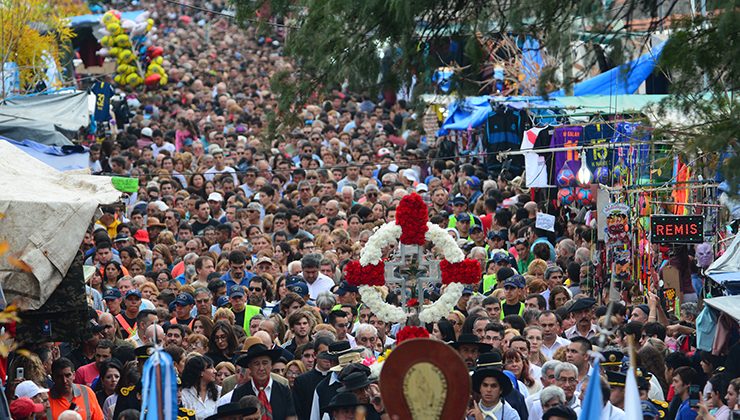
[1,137,89,172]
[550,42,666,97]
[68,10,145,27]
[439,96,492,134]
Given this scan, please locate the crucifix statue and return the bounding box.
[384,244,441,310]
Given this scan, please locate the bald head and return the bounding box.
[253,330,273,347]
[145,324,165,345]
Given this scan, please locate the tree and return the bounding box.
[0,0,83,97]
[233,0,739,188]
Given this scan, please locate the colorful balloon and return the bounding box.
[576,187,593,205]
[100,36,112,47]
[144,73,161,86]
[114,34,131,48]
[159,75,168,86]
[106,22,122,36]
[558,187,576,205]
[108,47,121,57]
[125,73,142,87]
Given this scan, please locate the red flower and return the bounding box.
[440,259,481,285]
[344,260,385,287]
[406,298,419,307]
[395,193,429,245]
[396,326,430,344]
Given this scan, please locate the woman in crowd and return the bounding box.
[180,355,220,420]
[205,321,239,365]
[95,360,122,408]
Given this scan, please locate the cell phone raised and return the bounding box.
[689,384,701,408]
[16,367,24,380]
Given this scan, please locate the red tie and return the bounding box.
[255,381,272,420]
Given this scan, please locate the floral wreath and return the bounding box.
[344,193,480,324]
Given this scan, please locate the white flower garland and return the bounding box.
[359,222,402,266]
[359,285,408,323]
[424,222,464,263]
[418,282,465,324]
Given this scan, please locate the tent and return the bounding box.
[0,90,90,146]
[706,234,740,295]
[0,141,120,310]
[550,41,666,97]
[1,137,90,171]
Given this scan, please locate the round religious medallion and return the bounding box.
[380,338,470,420]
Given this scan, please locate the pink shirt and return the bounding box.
[73,362,99,386]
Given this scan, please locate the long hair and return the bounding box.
[180,355,219,401]
[503,349,534,387]
[207,321,238,357]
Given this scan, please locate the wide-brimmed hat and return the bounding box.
[450,333,493,353]
[322,392,362,413]
[471,353,513,396]
[235,343,282,367]
[329,352,363,371]
[318,340,361,361]
[204,403,258,420]
[336,371,372,392]
[146,218,166,229]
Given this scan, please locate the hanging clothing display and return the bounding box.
[583,123,615,184]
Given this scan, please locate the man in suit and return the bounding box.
[292,337,335,420]
[232,344,297,420]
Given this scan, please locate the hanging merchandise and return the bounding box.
[612,122,650,186]
[584,123,615,185]
[97,10,168,90]
[603,203,632,300]
[552,126,583,177]
[558,187,576,205]
[556,160,577,188]
[485,107,527,174]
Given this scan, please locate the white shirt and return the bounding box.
[250,377,273,401]
[600,401,626,420]
[525,393,542,420]
[565,324,599,340]
[309,372,339,420]
[180,385,222,420]
[204,165,238,185]
[305,273,335,299]
[151,141,176,157]
[540,336,571,359]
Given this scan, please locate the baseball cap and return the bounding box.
[103,288,122,300]
[140,127,153,138]
[456,213,470,223]
[470,224,483,233]
[133,229,150,243]
[229,285,246,298]
[125,290,142,299]
[209,145,224,155]
[14,380,49,399]
[10,397,44,418]
[462,286,474,295]
[377,147,393,158]
[246,202,262,211]
[113,234,129,243]
[255,256,273,266]
[286,281,309,297]
[174,293,195,306]
[336,281,358,296]
[492,252,510,264]
[466,176,482,190]
[415,183,429,193]
[452,194,468,206]
[216,296,230,307]
[488,231,507,241]
[208,192,223,202]
[503,274,526,289]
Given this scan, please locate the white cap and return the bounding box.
[416,183,429,193]
[208,192,224,202]
[140,127,153,138]
[15,380,49,399]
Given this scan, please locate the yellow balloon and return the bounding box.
[113,74,124,85]
[102,12,117,25]
[126,73,142,87]
[153,56,163,65]
[108,47,121,56]
[147,63,163,74]
[159,76,168,86]
[114,34,131,48]
[118,49,134,63]
[100,36,112,47]
[106,22,121,36]
[146,18,154,32]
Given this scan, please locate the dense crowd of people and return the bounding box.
[4,1,738,420]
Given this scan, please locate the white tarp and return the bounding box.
[0,141,120,310]
[704,296,740,322]
[707,234,740,276]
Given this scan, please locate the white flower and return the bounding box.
[425,223,464,263]
[418,282,465,324]
[358,285,407,323]
[359,222,402,266]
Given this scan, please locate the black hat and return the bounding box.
[601,349,625,367]
[135,344,155,360]
[606,370,626,387]
[336,371,372,392]
[452,195,468,206]
[472,364,512,396]
[450,333,493,353]
[318,340,362,361]
[476,351,504,369]
[235,343,282,367]
[542,405,578,420]
[204,403,258,420]
[568,297,596,313]
[496,267,516,283]
[322,392,362,413]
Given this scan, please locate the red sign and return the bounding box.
[650,216,703,243]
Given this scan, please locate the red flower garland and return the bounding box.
[406,298,419,307]
[344,260,385,287]
[395,325,430,344]
[440,259,481,285]
[395,193,428,245]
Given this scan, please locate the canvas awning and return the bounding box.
[0,90,90,145]
[0,141,120,310]
[704,296,740,322]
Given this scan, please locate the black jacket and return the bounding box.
[292,369,329,420]
[231,379,296,420]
